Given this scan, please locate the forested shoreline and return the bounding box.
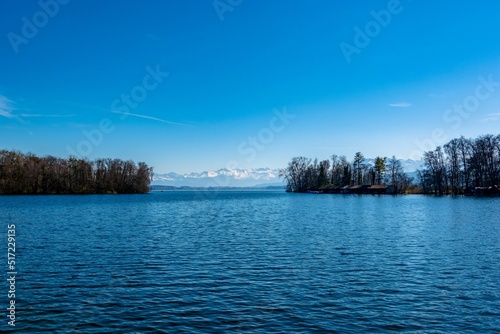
[281,134,500,195]
[1,133,498,196]
[281,154,413,194]
[418,134,500,195]
[0,150,153,195]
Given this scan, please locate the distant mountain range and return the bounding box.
[151,159,424,188]
[152,167,283,187]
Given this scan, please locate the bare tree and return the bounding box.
[282,156,311,192]
[0,150,153,194]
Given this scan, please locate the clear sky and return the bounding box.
[1,0,500,173]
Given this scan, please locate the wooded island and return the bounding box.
[0,150,153,194]
[281,134,500,195]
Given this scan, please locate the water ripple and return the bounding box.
[0,192,498,332]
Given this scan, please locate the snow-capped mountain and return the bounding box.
[151,160,424,188]
[152,168,283,187]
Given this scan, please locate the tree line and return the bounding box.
[417,134,500,195]
[281,153,413,193]
[0,150,153,195]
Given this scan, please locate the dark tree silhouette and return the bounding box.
[0,150,153,195]
[281,152,410,193]
[418,134,499,195]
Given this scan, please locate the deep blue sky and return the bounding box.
[1,0,500,173]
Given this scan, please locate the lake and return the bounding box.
[1,191,499,332]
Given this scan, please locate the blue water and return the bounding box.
[1,191,499,333]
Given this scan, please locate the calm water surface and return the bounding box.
[1,191,499,333]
